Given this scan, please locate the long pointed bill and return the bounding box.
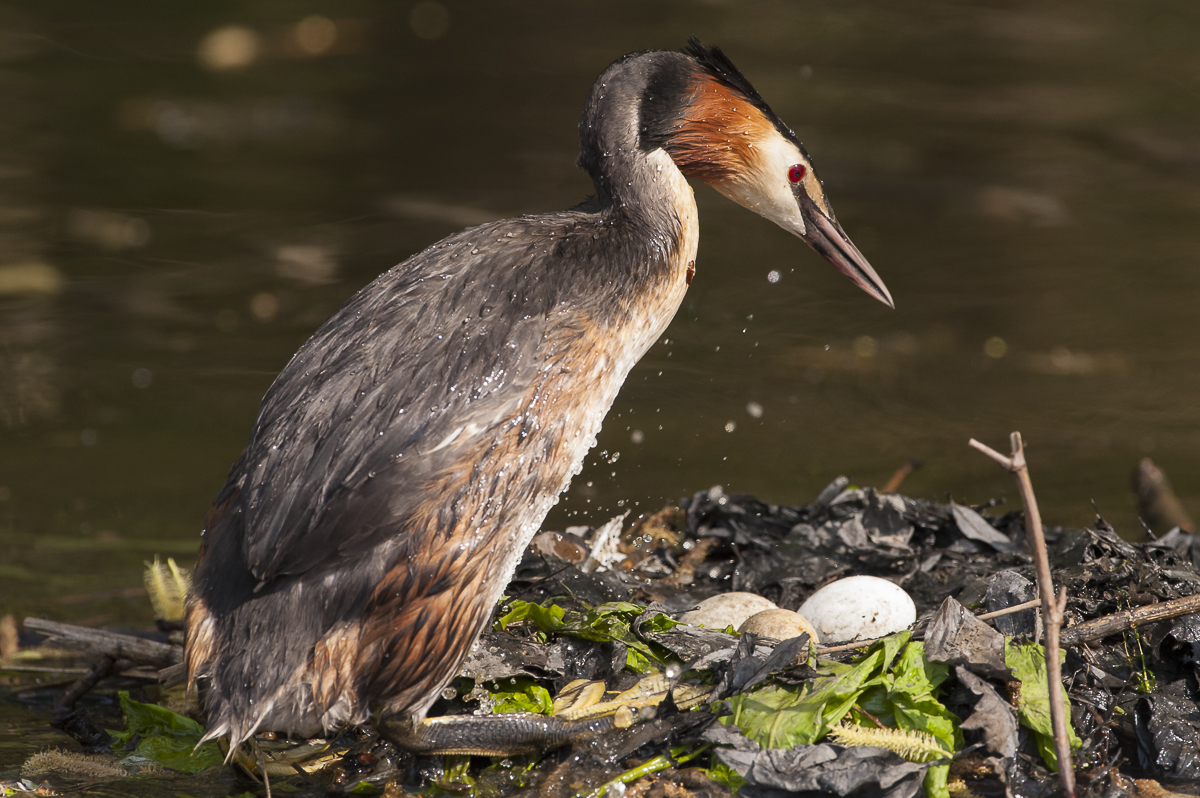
[804,205,894,309]
[691,115,893,307]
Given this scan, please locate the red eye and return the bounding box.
[788,164,807,183]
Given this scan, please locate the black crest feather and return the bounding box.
[682,37,808,155]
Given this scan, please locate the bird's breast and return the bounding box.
[428,150,701,633]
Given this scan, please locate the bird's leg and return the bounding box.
[381,672,714,756]
[552,674,713,720]
[225,736,341,779]
[381,709,633,756]
[223,673,716,780]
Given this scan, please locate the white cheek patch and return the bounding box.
[710,132,811,238]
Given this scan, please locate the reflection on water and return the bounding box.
[0,2,1198,646]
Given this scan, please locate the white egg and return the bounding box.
[797,575,916,644]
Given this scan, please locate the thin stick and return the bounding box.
[53,655,115,716]
[814,595,1198,657]
[256,740,274,798]
[970,433,1075,797]
[976,597,1042,621]
[815,601,1045,655]
[967,438,1014,470]
[815,637,888,656]
[814,600,1044,655]
[50,654,116,750]
[882,458,923,494]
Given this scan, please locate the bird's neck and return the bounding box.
[577,52,698,222]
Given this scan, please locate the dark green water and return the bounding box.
[1,0,1198,786]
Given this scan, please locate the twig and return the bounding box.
[970,433,1075,797]
[815,594,1199,657]
[53,655,115,716]
[853,704,887,729]
[1059,593,1200,647]
[882,458,923,494]
[51,655,116,751]
[976,598,1042,621]
[815,636,890,656]
[159,661,187,688]
[815,600,1045,655]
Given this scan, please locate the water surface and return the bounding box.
[0,0,1197,721]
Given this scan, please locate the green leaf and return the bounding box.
[893,641,950,694]
[494,599,678,673]
[489,677,554,715]
[625,647,655,674]
[493,600,566,634]
[721,635,963,798]
[107,692,223,774]
[638,612,680,634]
[705,758,747,795]
[924,763,950,798]
[849,642,959,798]
[571,604,677,672]
[1004,640,1081,771]
[723,633,906,748]
[858,643,960,752]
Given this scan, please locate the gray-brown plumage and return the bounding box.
[186,39,891,752]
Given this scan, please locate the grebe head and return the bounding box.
[589,38,893,308]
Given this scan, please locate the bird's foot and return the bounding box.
[381,671,713,756]
[224,734,341,779]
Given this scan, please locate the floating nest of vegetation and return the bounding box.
[5,470,1200,798]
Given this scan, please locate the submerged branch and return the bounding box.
[22,617,180,667]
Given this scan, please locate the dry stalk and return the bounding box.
[975,597,1041,621]
[969,432,1075,798]
[882,457,923,494]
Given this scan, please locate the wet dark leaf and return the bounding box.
[716,742,927,798]
[951,503,1018,553]
[955,666,1018,759]
[924,596,1011,679]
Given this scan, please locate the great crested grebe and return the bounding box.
[185,38,892,756]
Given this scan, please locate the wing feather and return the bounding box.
[233,218,578,582]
